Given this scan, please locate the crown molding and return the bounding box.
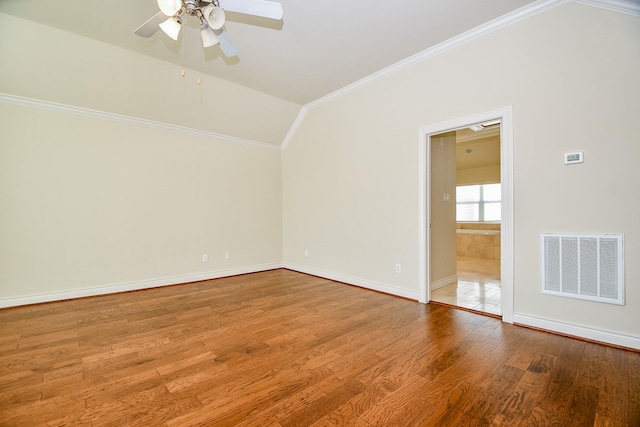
[0,92,282,151]
[304,0,639,112]
[280,107,308,151]
[305,0,564,111]
[574,0,640,16]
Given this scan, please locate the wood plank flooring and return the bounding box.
[0,269,638,426]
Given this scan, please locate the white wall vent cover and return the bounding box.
[541,233,624,305]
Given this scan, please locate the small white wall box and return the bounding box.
[564,152,584,164]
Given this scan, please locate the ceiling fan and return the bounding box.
[134,0,283,57]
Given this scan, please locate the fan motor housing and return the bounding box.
[184,0,200,15]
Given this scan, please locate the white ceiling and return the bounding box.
[0,0,536,105]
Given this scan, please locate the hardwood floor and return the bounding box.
[0,269,638,426]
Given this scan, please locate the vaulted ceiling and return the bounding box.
[0,0,536,105]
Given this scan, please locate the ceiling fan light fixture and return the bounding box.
[135,0,284,58]
[202,5,226,30]
[157,0,182,16]
[159,16,182,40]
[200,25,220,47]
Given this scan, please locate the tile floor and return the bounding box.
[430,257,502,316]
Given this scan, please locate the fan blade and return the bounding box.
[215,30,239,57]
[218,0,283,20]
[134,11,169,37]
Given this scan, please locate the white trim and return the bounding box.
[501,109,515,323]
[0,92,281,151]
[283,263,419,301]
[514,313,640,350]
[302,0,639,113]
[0,263,282,308]
[419,107,514,323]
[305,0,564,111]
[431,275,458,291]
[418,129,428,304]
[574,0,640,16]
[280,107,307,151]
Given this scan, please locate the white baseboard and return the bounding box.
[283,263,418,301]
[0,263,282,309]
[431,274,458,291]
[513,313,640,350]
[10,265,637,351]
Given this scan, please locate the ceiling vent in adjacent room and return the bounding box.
[469,120,501,132]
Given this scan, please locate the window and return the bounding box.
[456,183,501,222]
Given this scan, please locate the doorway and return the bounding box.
[418,107,513,323]
[430,126,502,316]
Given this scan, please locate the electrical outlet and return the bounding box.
[202,254,208,263]
[304,249,309,257]
[395,264,401,273]
[225,252,230,260]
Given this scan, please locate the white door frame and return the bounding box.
[418,106,514,323]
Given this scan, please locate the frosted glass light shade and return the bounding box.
[159,17,181,40]
[200,27,219,47]
[202,5,226,30]
[157,0,182,16]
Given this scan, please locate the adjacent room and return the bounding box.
[431,125,503,316]
[1,0,639,425]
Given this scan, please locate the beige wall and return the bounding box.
[0,103,283,300]
[430,133,457,283]
[0,13,301,146]
[0,13,285,302]
[457,165,500,185]
[283,3,640,337]
[1,3,639,343]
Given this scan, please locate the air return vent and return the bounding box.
[541,233,624,305]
